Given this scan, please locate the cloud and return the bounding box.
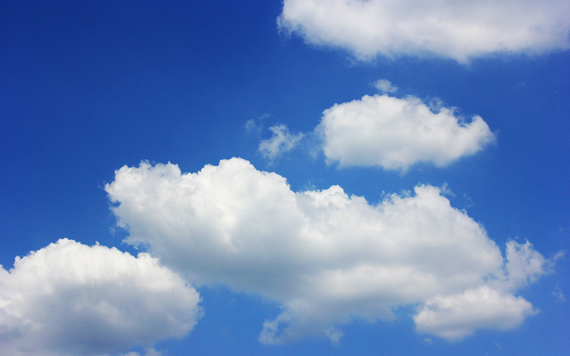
[259,124,304,161]
[278,0,570,62]
[317,94,495,171]
[499,240,561,290]
[245,113,271,135]
[105,158,555,343]
[245,119,260,133]
[552,284,566,302]
[121,349,163,356]
[373,79,397,93]
[414,287,537,340]
[0,239,201,356]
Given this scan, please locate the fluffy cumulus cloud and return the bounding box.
[414,287,537,340]
[259,124,304,161]
[0,239,201,356]
[105,158,556,343]
[317,94,495,171]
[278,0,570,62]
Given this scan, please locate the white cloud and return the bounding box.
[121,349,163,356]
[259,124,304,161]
[245,113,271,134]
[552,284,566,302]
[278,0,570,62]
[373,79,397,93]
[317,94,495,171]
[244,119,259,133]
[414,287,537,340]
[0,239,201,356]
[500,240,559,290]
[105,158,556,343]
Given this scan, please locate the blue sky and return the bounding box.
[1,1,569,355]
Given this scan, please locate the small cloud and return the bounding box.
[324,327,343,345]
[245,119,259,132]
[317,94,495,171]
[440,183,455,197]
[145,348,165,356]
[245,113,270,134]
[414,287,539,341]
[259,124,304,162]
[422,338,433,345]
[258,312,292,345]
[463,194,475,209]
[552,284,566,302]
[373,79,398,93]
[495,342,502,350]
[122,349,163,356]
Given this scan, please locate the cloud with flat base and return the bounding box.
[0,239,201,356]
[106,158,557,344]
[278,0,570,63]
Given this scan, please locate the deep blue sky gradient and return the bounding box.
[1,1,569,355]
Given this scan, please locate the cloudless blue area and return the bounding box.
[1,1,568,355]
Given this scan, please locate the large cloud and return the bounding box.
[278,0,570,62]
[318,94,495,171]
[106,158,554,343]
[0,239,201,356]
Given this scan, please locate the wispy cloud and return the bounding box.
[245,113,271,135]
[259,124,304,162]
[552,284,566,302]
